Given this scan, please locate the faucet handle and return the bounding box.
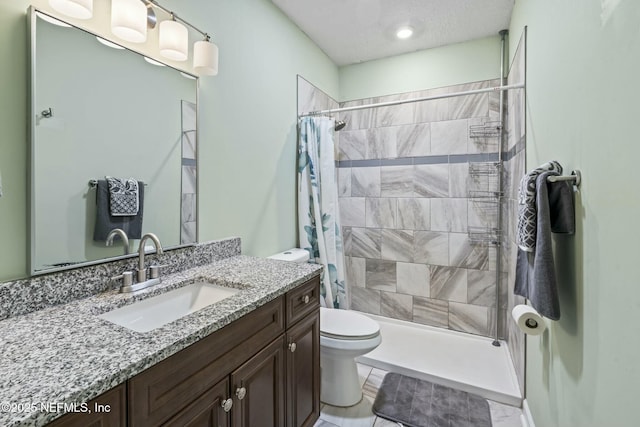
[110,271,134,287]
[148,264,168,279]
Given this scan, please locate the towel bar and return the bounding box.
[88,179,148,188]
[547,170,581,187]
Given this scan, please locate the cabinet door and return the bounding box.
[231,336,286,427]
[286,311,320,427]
[163,378,231,427]
[47,384,126,427]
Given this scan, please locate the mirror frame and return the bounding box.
[28,6,199,276]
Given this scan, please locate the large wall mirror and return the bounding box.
[29,8,198,275]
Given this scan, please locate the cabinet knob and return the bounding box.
[288,342,297,353]
[302,295,310,304]
[235,386,247,400]
[221,398,233,412]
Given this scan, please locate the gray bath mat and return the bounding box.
[372,372,492,427]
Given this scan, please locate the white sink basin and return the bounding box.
[99,282,240,333]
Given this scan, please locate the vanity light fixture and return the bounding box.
[180,72,197,80]
[159,15,188,61]
[49,0,93,20]
[111,0,148,43]
[143,56,166,67]
[36,11,72,28]
[193,37,219,76]
[96,36,125,50]
[396,26,414,40]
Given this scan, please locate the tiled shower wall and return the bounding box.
[503,31,527,396]
[336,80,507,337]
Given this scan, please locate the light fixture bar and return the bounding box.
[145,0,210,39]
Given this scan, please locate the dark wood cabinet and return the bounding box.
[286,310,320,427]
[231,336,286,427]
[47,383,126,427]
[46,276,320,427]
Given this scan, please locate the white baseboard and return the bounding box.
[521,399,536,427]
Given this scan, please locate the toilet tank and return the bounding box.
[267,248,310,263]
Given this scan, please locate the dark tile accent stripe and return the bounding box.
[448,154,470,164]
[413,155,450,165]
[352,159,382,167]
[382,158,413,166]
[337,160,352,167]
[182,158,197,166]
[503,137,526,161]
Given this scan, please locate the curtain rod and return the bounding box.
[299,83,525,117]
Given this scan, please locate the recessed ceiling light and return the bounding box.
[36,11,72,28]
[396,26,414,40]
[143,56,166,67]
[96,36,125,50]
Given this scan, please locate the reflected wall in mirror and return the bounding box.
[30,9,198,275]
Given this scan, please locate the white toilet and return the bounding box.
[268,249,382,408]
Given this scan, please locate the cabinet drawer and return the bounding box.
[285,277,320,327]
[129,296,285,427]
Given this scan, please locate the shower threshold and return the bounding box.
[356,312,523,407]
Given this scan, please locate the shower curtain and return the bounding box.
[298,116,346,309]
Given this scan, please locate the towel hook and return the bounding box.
[41,107,53,118]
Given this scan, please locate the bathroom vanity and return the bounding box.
[0,247,322,427]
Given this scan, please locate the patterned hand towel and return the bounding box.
[106,176,139,216]
[516,161,563,251]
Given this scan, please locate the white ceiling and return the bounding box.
[272,0,515,66]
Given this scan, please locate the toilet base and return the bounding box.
[320,354,363,407]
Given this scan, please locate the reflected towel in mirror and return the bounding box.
[93,180,144,241]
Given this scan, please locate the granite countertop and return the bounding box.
[0,255,322,427]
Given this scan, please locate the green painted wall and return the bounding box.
[509,1,640,426]
[0,0,339,281]
[338,36,501,101]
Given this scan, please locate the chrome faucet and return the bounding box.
[105,228,130,254]
[137,233,164,283]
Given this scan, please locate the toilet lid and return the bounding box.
[320,307,380,340]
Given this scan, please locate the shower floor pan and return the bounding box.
[356,312,523,407]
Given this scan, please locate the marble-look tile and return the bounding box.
[396,262,430,297]
[449,301,490,336]
[396,123,430,157]
[351,228,381,258]
[297,76,338,115]
[414,164,449,198]
[181,100,197,159]
[373,93,415,128]
[342,227,353,256]
[449,233,489,270]
[346,256,366,288]
[350,287,381,315]
[381,229,414,262]
[339,129,367,160]
[413,87,449,123]
[430,199,468,232]
[488,90,501,122]
[381,166,414,197]
[362,368,388,399]
[468,270,497,307]
[340,100,374,131]
[314,419,340,427]
[319,395,376,427]
[413,297,449,328]
[430,266,467,303]
[365,198,396,228]
[488,400,523,427]
[181,221,197,245]
[182,165,197,193]
[449,82,490,119]
[449,163,470,198]
[430,119,469,155]
[365,259,396,292]
[397,198,430,230]
[338,168,352,197]
[352,168,381,197]
[413,231,449,266]
[357,363,373,389]
[367,127,397,159]
[181,193,196,222]
[340,198,367,227]
[381,292,413,321]
[468,199,498,230]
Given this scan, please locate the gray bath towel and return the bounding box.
[514,171,575,320]
[93,180,144,241]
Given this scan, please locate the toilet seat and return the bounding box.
[320,307,380,340]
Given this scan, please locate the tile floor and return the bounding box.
[314,364,522,427]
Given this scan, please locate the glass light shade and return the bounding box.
[96,36,124,50]
[193,40,219,76]
[159,20,188,61]
[36,11,72,28]
[111,0,147,43]
[49,0,93,20]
